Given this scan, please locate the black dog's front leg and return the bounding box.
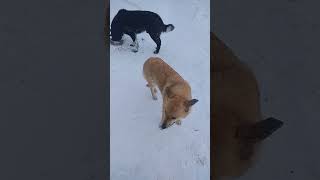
[125,32,139,53]
[126,32,136,46]
[149,32,161,54]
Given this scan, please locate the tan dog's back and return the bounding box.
[211,33,283,179]
[143,57,188,94]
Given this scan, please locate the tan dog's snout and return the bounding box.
[160,119,178,130]
[160,122,170,130]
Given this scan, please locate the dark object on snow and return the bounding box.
[110,9,175,54]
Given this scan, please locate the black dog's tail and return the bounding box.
[163,24,175,33]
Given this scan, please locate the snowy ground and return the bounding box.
[110,0,210,180]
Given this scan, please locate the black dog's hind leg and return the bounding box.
[149,32,161,54]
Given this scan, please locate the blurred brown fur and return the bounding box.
[211,32,283,179]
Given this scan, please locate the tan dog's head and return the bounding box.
[160,87,198,130]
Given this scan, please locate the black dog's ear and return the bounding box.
[236,117,284,143]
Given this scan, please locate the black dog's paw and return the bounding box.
[153,50,159,54]
[130,44,134,47]
[132,49,138,53]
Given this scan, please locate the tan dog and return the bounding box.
[211,33,283,179]
[143,57,198,129]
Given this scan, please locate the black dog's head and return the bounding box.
[110,27,123,42]
[110,9,126,42]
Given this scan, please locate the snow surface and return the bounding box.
[110,0,210,179]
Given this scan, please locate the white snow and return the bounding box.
[110,0,210,179]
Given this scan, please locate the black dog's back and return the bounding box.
[113,9,166,32]
[110,9,175,54]
[118,9,165,31]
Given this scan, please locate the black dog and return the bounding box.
[110,9,175,54]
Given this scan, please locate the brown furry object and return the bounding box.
[211,32,283,179]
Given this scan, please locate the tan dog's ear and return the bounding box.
[184,99,198,112]
[185,99,198,107]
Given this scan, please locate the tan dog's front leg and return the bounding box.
[159,108,166,128]
[146,82,157,100]
[150,87,157,100]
